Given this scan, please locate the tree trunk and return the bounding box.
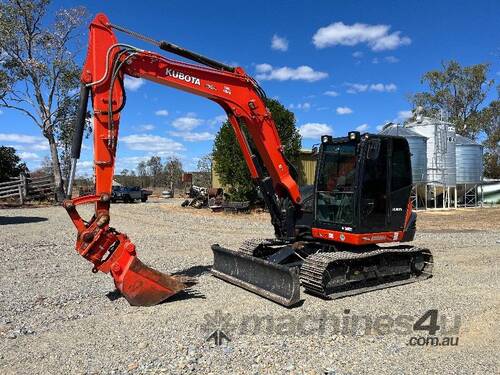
[46,132,65,202]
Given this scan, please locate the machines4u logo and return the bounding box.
[165,68,201,85]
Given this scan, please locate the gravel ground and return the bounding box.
[0,199,498,374]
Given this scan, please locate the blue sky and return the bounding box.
[1,0,499,176]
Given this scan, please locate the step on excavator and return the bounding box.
[64,14,433,307]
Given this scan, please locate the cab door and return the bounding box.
[358,137,412,232]
[359,138,389,232]
[388,138,412,231]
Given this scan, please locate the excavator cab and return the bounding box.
[310,133,414,239]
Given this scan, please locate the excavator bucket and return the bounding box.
[111,257,196,306]
[211,244,301,307]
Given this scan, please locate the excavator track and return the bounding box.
[238,238,286,256]
[300,245,433,299]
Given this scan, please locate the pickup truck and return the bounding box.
[111,186,152,203]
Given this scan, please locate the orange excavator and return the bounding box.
[64,14,432,307]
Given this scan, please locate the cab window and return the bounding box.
[315,143,356,226]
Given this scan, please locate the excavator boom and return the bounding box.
[64,14,302,306]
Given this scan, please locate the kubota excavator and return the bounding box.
[64,14,433,307]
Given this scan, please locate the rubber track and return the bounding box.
[300,245,433,299]
[238,238,285,257]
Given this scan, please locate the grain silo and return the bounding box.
[379,124,427,183]
[455,134,483,184]
[406,117,456,186]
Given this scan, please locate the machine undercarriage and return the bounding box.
[213,239,433,306]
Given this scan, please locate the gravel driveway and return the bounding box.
[0,199,498,374]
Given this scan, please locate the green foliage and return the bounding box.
[480,95,500,178]
[410,61,494,139]
[115,156,185,188]
[163,157,183,189]
[194,154,212,186]
[0,146,27,182]
[212,98,302,201]
[197,154,212,173]
[146,156,162,186]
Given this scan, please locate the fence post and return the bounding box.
[18,173,26,205]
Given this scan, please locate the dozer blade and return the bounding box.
[112,257,196,306]
[211,244,301,307]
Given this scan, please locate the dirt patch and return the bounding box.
[417,207,500,231]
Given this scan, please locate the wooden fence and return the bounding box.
[0,173,55,204]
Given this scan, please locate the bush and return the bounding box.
[212,98,301,201]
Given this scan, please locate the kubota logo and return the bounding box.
[165,68,201,86]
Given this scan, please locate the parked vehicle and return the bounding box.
[111,186,152,203]
[161,190,173,199]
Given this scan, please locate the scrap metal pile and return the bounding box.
[181,186,250,213]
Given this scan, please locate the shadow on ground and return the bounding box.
[172,264,212,277]
[106,288,206,303]
[0,216,48,225]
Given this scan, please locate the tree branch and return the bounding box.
[0,97,41,128]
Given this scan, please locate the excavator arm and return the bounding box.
[63,14,302,306]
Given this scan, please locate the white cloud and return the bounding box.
[255,63,328,82]
[369,83,397,92]
[0,133,43,144]
[271,34,289,51]
[121,134,185,152]
[299,123,333,139]
[78,160,94,169]
[324,90,339,97]
[336,106,353,115]
[384,56,399,63]
[352,51,363,58]
[355,123,369,132]
[124,76,145,91]
[155,109,169,116]
[345,82,397,94]
[289,102,311,111]
[0,133,50,167]
[0,110,3,115]
[169,131,215,142]
[376,125,385,132]
[395,110,413,122]
[346,83,369,94]
[171,114,204,131]
[19,151,40,160]
[137,124,155,131]
[373,56,399,64]
[313,22,411,51]
[207,114,228,126]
